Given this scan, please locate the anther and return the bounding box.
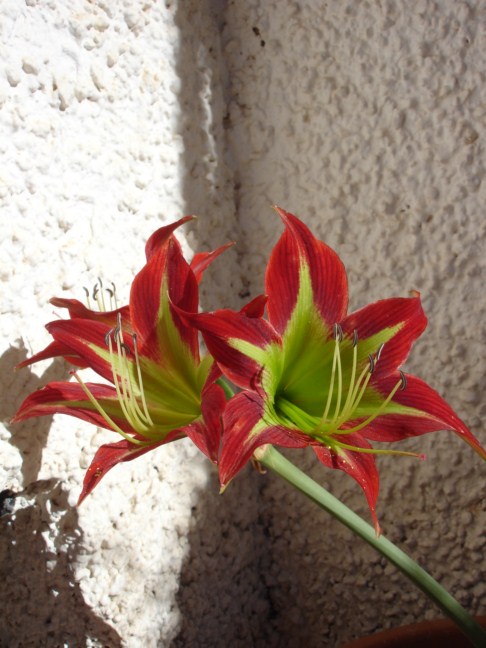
[121,342,132,355]
[83,287,90,299]
[104,328,114,346]
[376,343,385,362]
[368,354,375,373]
[113,313,122,340]
[352,330,358,347]
[92,284,99,300]
[334,323,343,342]
[399,370,407,391]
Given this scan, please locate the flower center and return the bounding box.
[275,324,422,459]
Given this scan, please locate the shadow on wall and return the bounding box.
[172,471,275,648]
[170,2,278,646]
[171,0,241,308]
[1,345,122,647]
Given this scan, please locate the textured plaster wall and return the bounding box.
[1,1,485,647]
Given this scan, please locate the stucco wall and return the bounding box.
[1,1,485,647]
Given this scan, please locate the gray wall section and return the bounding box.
[1,1,485,646]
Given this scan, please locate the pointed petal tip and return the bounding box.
[473,442,486,462]
[219,482,228,495]
[271,204,292,223]
[179,214,197,224]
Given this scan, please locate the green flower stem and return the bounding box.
[255,444,486,648]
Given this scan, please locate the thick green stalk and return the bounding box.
[255,444,486,647]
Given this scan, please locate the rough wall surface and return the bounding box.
[1,1,485,647]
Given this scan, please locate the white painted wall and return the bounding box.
[1,1,485,646]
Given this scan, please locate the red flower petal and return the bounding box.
[144,216,194,261]
[46,319,117,383]
[77,438,166,504]
[341,294,427,378]
[364,373,486,460]
[190,242,234,284]
[266,207,348,334]
[183,382,226,463]
[313,433,381,535]
[12,381,133,433]
[219,392,310,487]
[16,340,86,369]
[181,309,280,390]
[240,294,267,318]
[50,297,131,329]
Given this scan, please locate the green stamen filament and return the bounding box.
[72,372,148,446]
[321,336,339,423]
[108,329,154,435]
[132,334,154,426]
[336,377,404,436]
[73,313,158,445]
[313,329,406,443]
[331,439,425,460]
[316,333,373,436]
[331,332,343,426]
[339,338,358,422]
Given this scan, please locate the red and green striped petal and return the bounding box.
[12,381,134,434]
[266,207,348,335]
[219,391,310,487]
[340,294,427,379]
[312,433,381,535]
[182,308,280,390]
[362,373,486,460]
[46,319,119,383]
[130,236,199,365]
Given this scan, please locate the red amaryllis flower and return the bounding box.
[13,217,230,502]
[184,208,486,533]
